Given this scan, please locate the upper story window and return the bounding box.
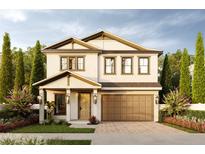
[77,57,84,70]
[60,57,68,70]
[104,57,116,74]
[138,57,149,74]
[60,56,85,71]
[121,57,133,74]
[69,57,76,70]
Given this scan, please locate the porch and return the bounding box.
[32,71,101,124]
[38,89,100,124]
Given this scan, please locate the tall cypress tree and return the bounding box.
[18,49,25,87]
[0,33,13,102]
[29,41,44,96]
[179,48,191,97]
[192,32,205,103]
[14,49,25,95]
[160,54,172,102]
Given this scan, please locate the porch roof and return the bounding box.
[33,70,101,88]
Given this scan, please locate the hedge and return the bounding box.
[0,115,39,132]
[184,110,205,121]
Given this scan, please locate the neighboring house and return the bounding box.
[33,31,163,123]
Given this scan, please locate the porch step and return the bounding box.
[70,120,89,125]
[69,121,97,128]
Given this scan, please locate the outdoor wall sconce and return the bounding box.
[93,94,97,104]
[37,96,42,104]
[155,95,159,104]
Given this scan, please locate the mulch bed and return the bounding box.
[164,116,205,133]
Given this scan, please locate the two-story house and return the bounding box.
[33,31,163,123]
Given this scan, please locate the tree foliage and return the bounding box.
[158,50,182,90]
[0,33,13,102]
[192,32,205,103]
[160,54,172,102]
[179,48,191,97]
[169,49,182,88]
[29,41,45,96]
[14,49,25,96]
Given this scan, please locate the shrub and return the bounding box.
[159,110,166,123]
[162,89,191,116]
[46,101,55,123]
[184,110,205,122]
[0,114,38,132]
[163,116,205,132]
[0,137,46,145]
[0,108,18,122]
[89,116,99,124]
[4,86,34,118]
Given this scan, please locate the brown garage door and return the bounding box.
[102,94,154,121]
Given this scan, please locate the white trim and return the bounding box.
[33,70,101,87]
[104,31,162,51]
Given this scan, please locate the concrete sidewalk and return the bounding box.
[0,133,93,140]
[1,132,205,145]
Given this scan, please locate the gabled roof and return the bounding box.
[82,31,162,52]
[33,70,101,87]
[43,37,101,51]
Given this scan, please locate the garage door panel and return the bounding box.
[102,94,153,121]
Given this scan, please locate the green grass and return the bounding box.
[11,124,95,133]
[162,122,198,133]
[47,139,91,145]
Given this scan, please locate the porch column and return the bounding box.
[92,89,98,117]
[39,89,45,124]
[66,89,71,122]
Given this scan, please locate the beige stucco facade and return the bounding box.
[34,31,162,124]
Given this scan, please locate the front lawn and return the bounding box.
[162,122,198,133]
[11,124,95,133]
[47,139,91,145]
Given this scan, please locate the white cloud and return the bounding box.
[140,38,181,51]
[159,11,205,27]
[106,22,161,40]
[50,22,88,38]
[0,10,27,22]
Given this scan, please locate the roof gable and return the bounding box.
[82,31,162,52]
[33,71,101,88]
[43,38,100,51]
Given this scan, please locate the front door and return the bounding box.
[79,93,91,120]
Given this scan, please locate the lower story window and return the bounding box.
[54,94,66,115]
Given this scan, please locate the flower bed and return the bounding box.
[0,115,38,132]
[164,116,205,132]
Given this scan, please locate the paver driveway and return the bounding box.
[95,122,185,134]
[92,122,205,145]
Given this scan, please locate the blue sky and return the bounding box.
[0,9,205,54]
